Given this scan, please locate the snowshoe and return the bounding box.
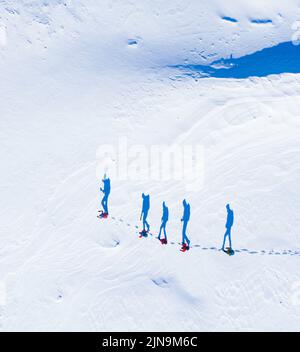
[139,230,148,238]
[180,243,190,252]
[97,210,108,219]
[223,247,235,256]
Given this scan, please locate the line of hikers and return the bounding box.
[98,175,234,254]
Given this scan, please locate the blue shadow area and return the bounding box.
[172,42,300,79]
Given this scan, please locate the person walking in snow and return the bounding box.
[180,199,191,252]
[222,204,234,253]
[158,201,169,245]
[139,193,150,237]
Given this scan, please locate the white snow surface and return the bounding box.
[0,0,300,331]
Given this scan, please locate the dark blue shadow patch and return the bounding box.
[171,41,300,79]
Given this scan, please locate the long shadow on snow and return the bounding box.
[109,216,300,257]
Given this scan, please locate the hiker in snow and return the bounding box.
[158,201,169,245]
[139,193,150,237]
[99,174,110,218]
[222,204,234,252]
[180,199,191,252]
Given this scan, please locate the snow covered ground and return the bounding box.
[0,0,300,331]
